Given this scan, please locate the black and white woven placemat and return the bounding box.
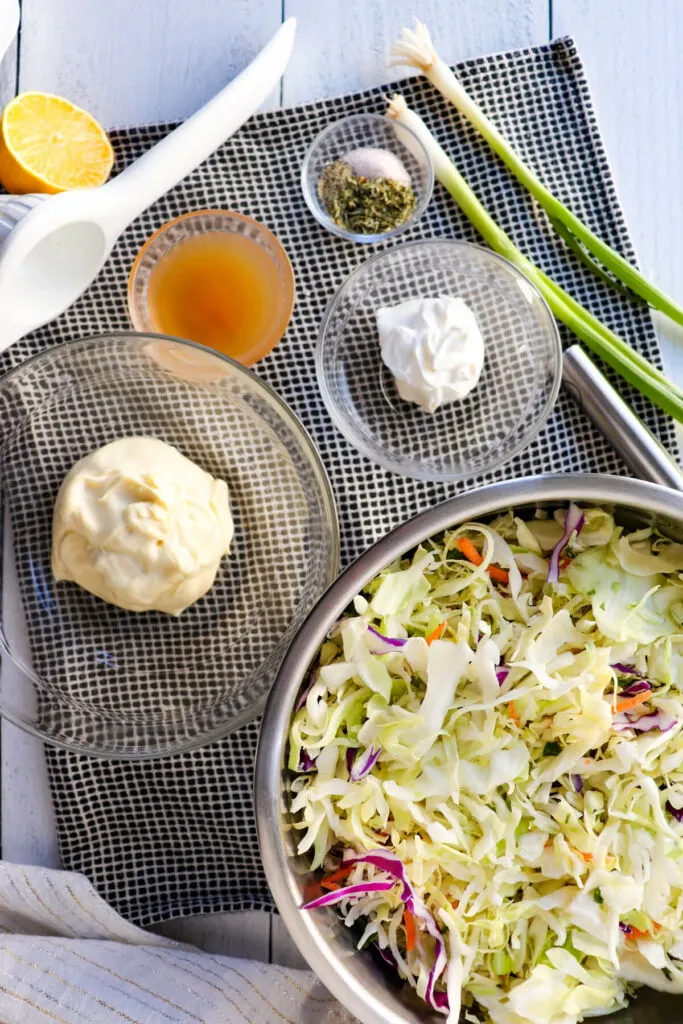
[0,37,677,926]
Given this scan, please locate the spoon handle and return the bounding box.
[562,344,683,491]
[99,19,296,237]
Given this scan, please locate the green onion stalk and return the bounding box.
[386,95,683,423]
[391,20,683,326]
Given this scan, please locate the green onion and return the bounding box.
[391,20,683,326]
[386,95,683,423]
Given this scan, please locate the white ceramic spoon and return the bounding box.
[0,17,296,351]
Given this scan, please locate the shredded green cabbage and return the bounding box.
[289,507,683,1024]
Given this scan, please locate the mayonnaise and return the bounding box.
[52,437,234,615]
[377,295,485,414]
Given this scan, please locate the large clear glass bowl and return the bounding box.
[0,333,338,758]
[317,240,562,481]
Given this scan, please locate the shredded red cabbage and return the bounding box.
[621,680,651,696]
[547,504,585,584]
[295,678,314,712]
[571,774,583,793]
[496,668,509,686]
[376,944,398,970]
[612,663,645,677]
[302,880,394,909]
[666,800,683,823]
[349,745,382,782]
[619,922,633,935]
[299,751,317,772]
[367,625,407,648]
[346,748,358,773]
[613,709,675,733]
[341,849,449,1014]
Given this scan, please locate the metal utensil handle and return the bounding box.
[562,345,683,491]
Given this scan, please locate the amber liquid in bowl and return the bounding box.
[146,231,285,364]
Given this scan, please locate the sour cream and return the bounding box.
[377,295,485,414]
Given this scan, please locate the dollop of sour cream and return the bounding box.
[377,295,485,414]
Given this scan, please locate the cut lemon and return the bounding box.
[0,91,114,194]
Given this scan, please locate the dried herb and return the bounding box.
[317,159,416,235]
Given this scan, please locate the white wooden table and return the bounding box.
[1,0,682,966]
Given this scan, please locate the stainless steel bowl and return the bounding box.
[256,473,683,1024]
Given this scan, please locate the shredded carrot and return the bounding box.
[457,537,483,565]
[615,691,650,714]
[321,880,341,892]
[626,926,649,940]
[303,880,324,902]
[507,701,519,726]
[559,556,571,570]
[652,921,663,932]
[426,620,447,645]
[451,899,459,911]
[320,864,354,890]
[579,851,593,863]
[404,909,416,951]
[457,537,509,584]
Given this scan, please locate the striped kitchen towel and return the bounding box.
[0,862,355,1024]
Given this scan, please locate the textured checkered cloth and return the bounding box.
[0,37,676,926]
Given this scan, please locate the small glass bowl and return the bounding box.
[317,239,562,482]
[301,113,434,244]
[128,209,295,366]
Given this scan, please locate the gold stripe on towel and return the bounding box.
[2,948,144,1024]
[0,982,71,1023]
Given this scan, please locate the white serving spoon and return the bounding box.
[0,17,296,352]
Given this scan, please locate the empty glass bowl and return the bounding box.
[0,333,338,758]
[316,239,562,481]
[301,113,434,244]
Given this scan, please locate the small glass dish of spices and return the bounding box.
[301,113,433,244]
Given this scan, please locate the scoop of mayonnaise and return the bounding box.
[52,437,233,615]
[377,295,485,414]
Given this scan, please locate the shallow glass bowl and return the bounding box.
[316,239,562,481]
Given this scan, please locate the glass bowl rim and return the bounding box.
[126,208,296,366]
[0,329,340,759]
[300,112,435,245]
[315,237,563,482]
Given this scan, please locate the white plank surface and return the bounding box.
[283,0,547,105]
[5,0,683,970]
[0,0,17,104]
[271,914,308,970]
[553,0,683,395]
[0,725,59,868]
[153,911,270,962]
[17,0,283,126]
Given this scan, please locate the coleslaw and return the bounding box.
[288,505,683,1023]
